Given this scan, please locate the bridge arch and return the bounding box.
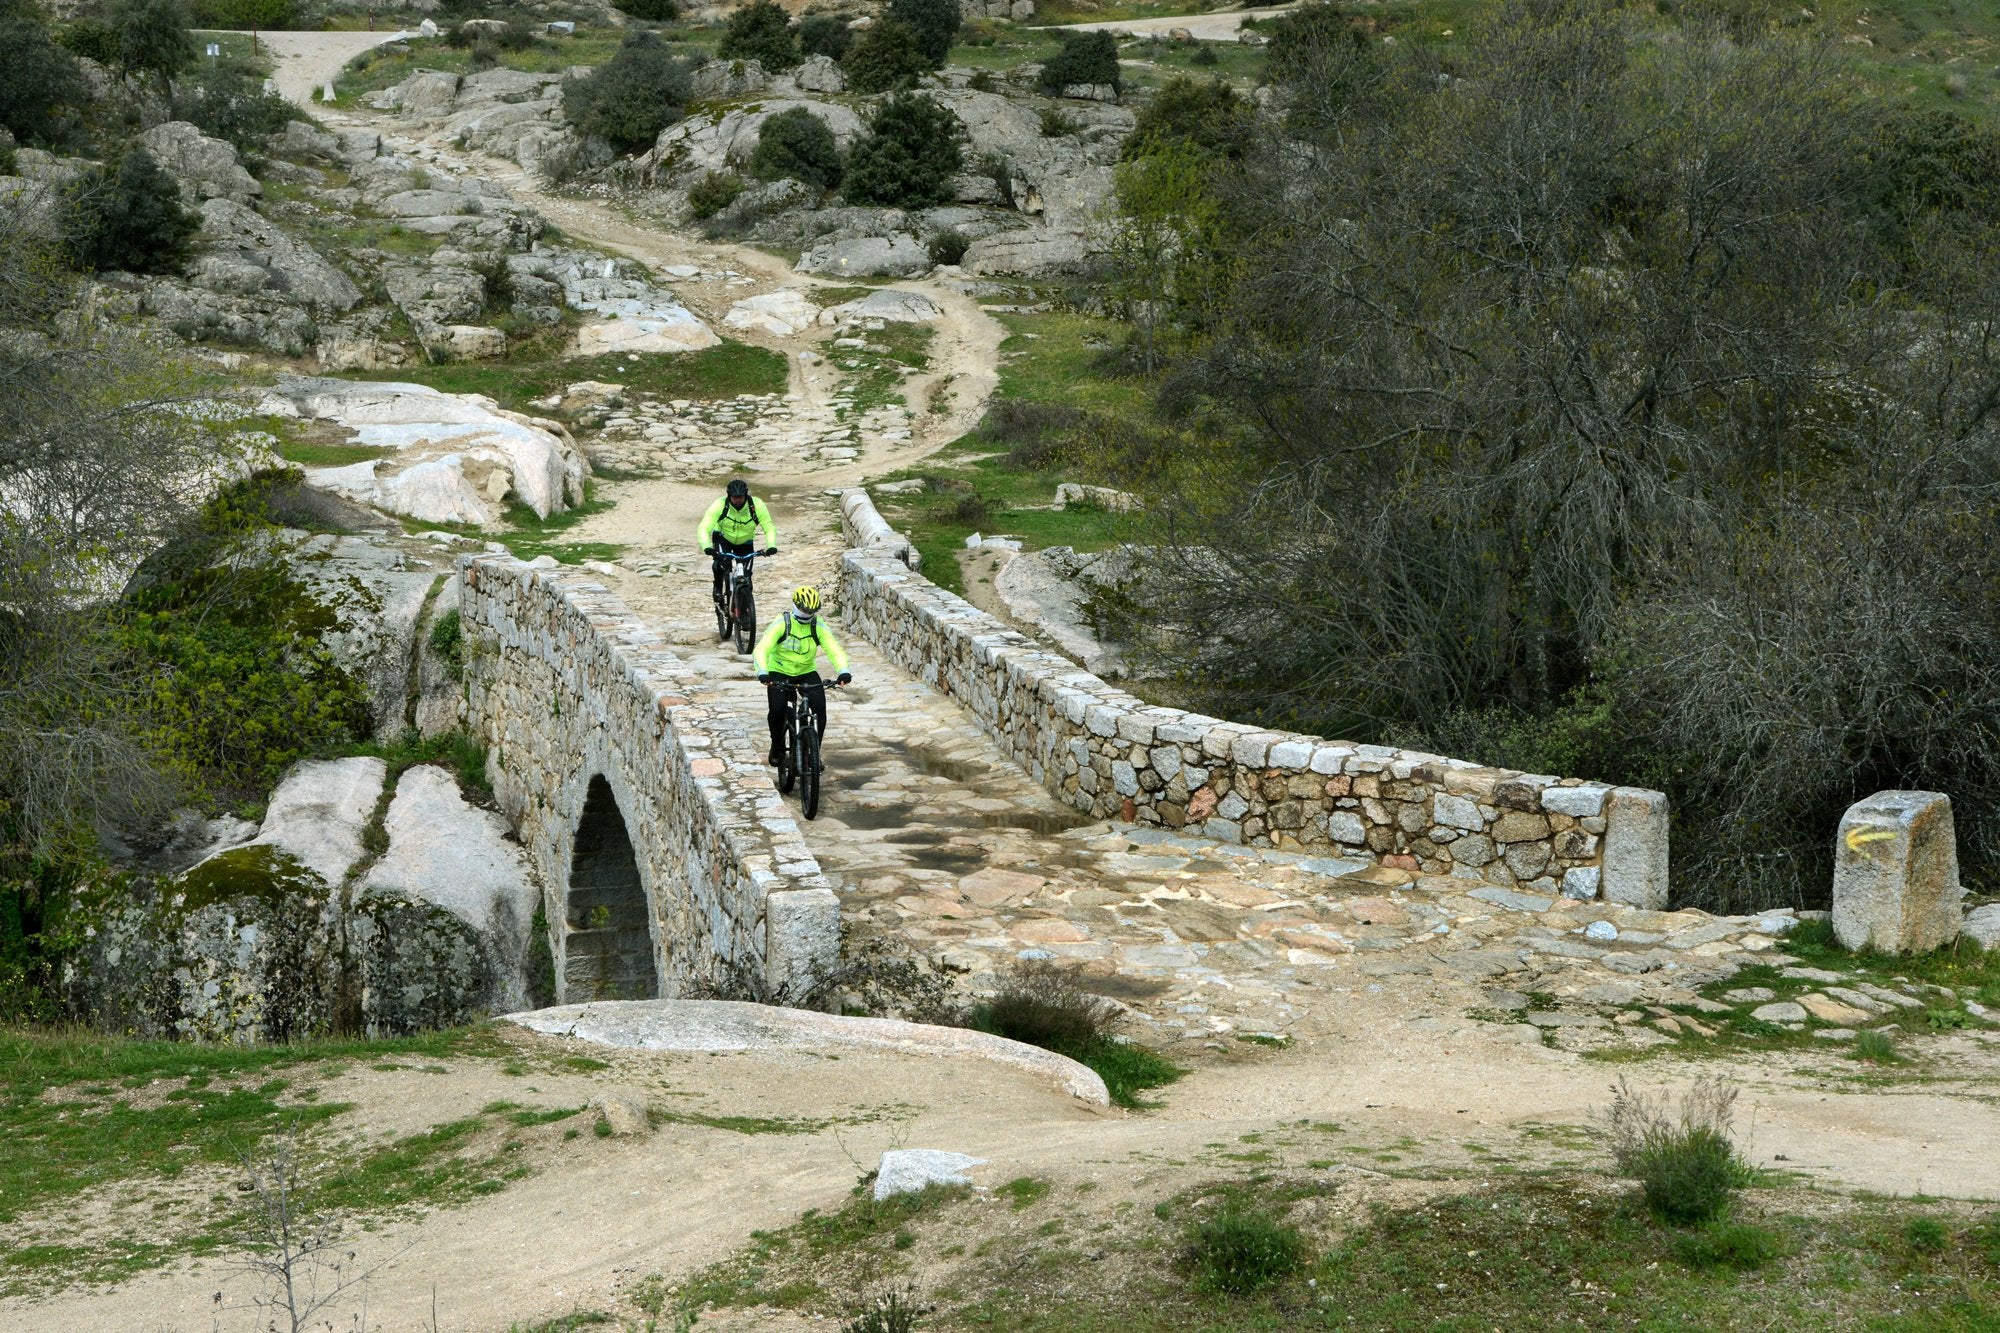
[458,557,839,1003]
[563,774,660,1001]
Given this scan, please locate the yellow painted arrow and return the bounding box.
[1845,826,1897,854]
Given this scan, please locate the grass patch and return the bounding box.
[1003,1176,1052,1209]
[1184,1207,1307,1295]
[353,342,789,415]
[676,1183,969,1316]
[651,1109,829,1135]
[0,1025,514,1291]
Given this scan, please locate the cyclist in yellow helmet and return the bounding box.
[696,478,778,607]
[754,585,851,767]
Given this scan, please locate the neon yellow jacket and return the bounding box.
[696,494,777,549]
[755,612,850,678]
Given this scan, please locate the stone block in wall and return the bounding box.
[1602,787,1670,909]
[1833,790,1964,954]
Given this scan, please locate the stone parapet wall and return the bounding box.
[460,556,839,998]
[837,490,1670,908]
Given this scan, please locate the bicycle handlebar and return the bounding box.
[712,548,761,561]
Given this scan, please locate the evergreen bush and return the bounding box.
[843,92,963,208]
[887,0,958,65]
[748,105,842,190]
[1037,29,1118,94]
[841,19,930,94]
[68,147,199,275]
[561,30,693,152]
[718,0,799,70]
[686,168,745,218]
[797,12,850,59]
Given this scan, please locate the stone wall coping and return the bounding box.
[834,490,1671,908]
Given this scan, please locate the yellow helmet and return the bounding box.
[791,585,822,612]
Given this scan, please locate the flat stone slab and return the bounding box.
[505,999,1109,1106]
[874,1148,985,1200]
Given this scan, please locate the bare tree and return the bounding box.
[225,1130,405,1333]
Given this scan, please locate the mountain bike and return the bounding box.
[711,548,758,655]
[774,678,841,821]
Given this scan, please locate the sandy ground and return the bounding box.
[1041,4,1297,41]
[232,28,413,106]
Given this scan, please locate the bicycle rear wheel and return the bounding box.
[734,579,757,655]
[798,724,821,820]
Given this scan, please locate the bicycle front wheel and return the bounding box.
[734,581,757,655]
[777,715,798,795]
[799,725,821,821]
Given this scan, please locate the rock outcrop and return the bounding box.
[266,376,588,527]
[74,757,543,1041]
[140,121,262,204]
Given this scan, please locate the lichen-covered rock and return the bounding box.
[797,233,931,278]
[194,198,361,312]
[268,375,588,526]
[358,763,539,1014]
[140,121,261,204]
[75,845,342,1043]
[242,756,389,885]
[283,536,441,735]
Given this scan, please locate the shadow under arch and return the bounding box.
[563,774,660,1001]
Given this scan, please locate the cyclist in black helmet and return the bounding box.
[696,478,777,606]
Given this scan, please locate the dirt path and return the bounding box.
[1040,3,1296,40]
[234,28,412,106]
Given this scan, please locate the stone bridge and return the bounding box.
[457,492,1671,1012]
[459,556,839,1002]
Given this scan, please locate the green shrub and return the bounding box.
[67,147,200,275]
[118,472,375,802]
[749,105,842,190]
[968,69,995,92]
[107,0,196,88]
[1191,42,1217,65]
[797,12,851,60]
[970,957,1118,1050]
[1038,105,1078,137]
[1185,1209,1306,1295]
[842,19,930,94]
[1672,1220,1781,1272]
[1037,30,1119,94]
[718,0,799,70]
[887,0,957,65]
[56,16,121,64]
[843,92,964,208]
[562,30,693,152]
[172,60,298,149]
[1122,75,1254,161]
[4,13,89,146]
[618,0,678,19]
[687,169,745,218]
[840,1287,926,1333]
[187,0,294,28]
[1851,1028,1900,1063]
[926,227,968,266]
[1606,1077,1751,1225]
[428,607,464,678]
[1905,1216,1951,1255]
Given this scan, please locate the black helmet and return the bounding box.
[726,479,750,501]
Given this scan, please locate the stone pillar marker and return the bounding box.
[1833,790,1964,954]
